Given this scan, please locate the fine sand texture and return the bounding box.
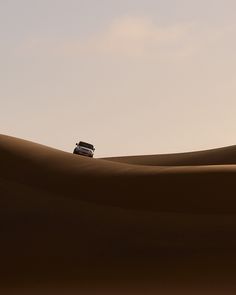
[1,134,236,293]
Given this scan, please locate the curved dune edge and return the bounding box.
[1,134,236,289]
[103,145,236,166]
[1,134,236,214]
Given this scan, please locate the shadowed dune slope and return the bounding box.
[1,134,236,288]
[104,145,236,166]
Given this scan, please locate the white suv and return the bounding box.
[73,141,95,158]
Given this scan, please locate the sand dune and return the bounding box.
[1,134,236,291]
[104,145,236,166]
[1,134,236,214]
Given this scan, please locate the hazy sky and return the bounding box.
[1,0,236,157]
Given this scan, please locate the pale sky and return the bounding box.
[1,0,236,157]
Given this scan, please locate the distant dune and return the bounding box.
[1,134,236,292]
[105,145,236,166]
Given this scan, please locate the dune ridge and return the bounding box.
[104,145,236,166]
[1,134,236,214]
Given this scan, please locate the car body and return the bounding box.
[73,141,95,158]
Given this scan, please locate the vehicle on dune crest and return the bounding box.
[73,141,95,158]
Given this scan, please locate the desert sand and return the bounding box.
[1,134,236,293]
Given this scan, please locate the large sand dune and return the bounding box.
[1,134,236,292]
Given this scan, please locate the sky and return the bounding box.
[1,0,236,157]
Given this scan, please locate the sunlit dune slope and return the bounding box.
[1,134,236,286]
[104,145,236,166]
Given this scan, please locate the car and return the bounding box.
[73,141,95,158]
